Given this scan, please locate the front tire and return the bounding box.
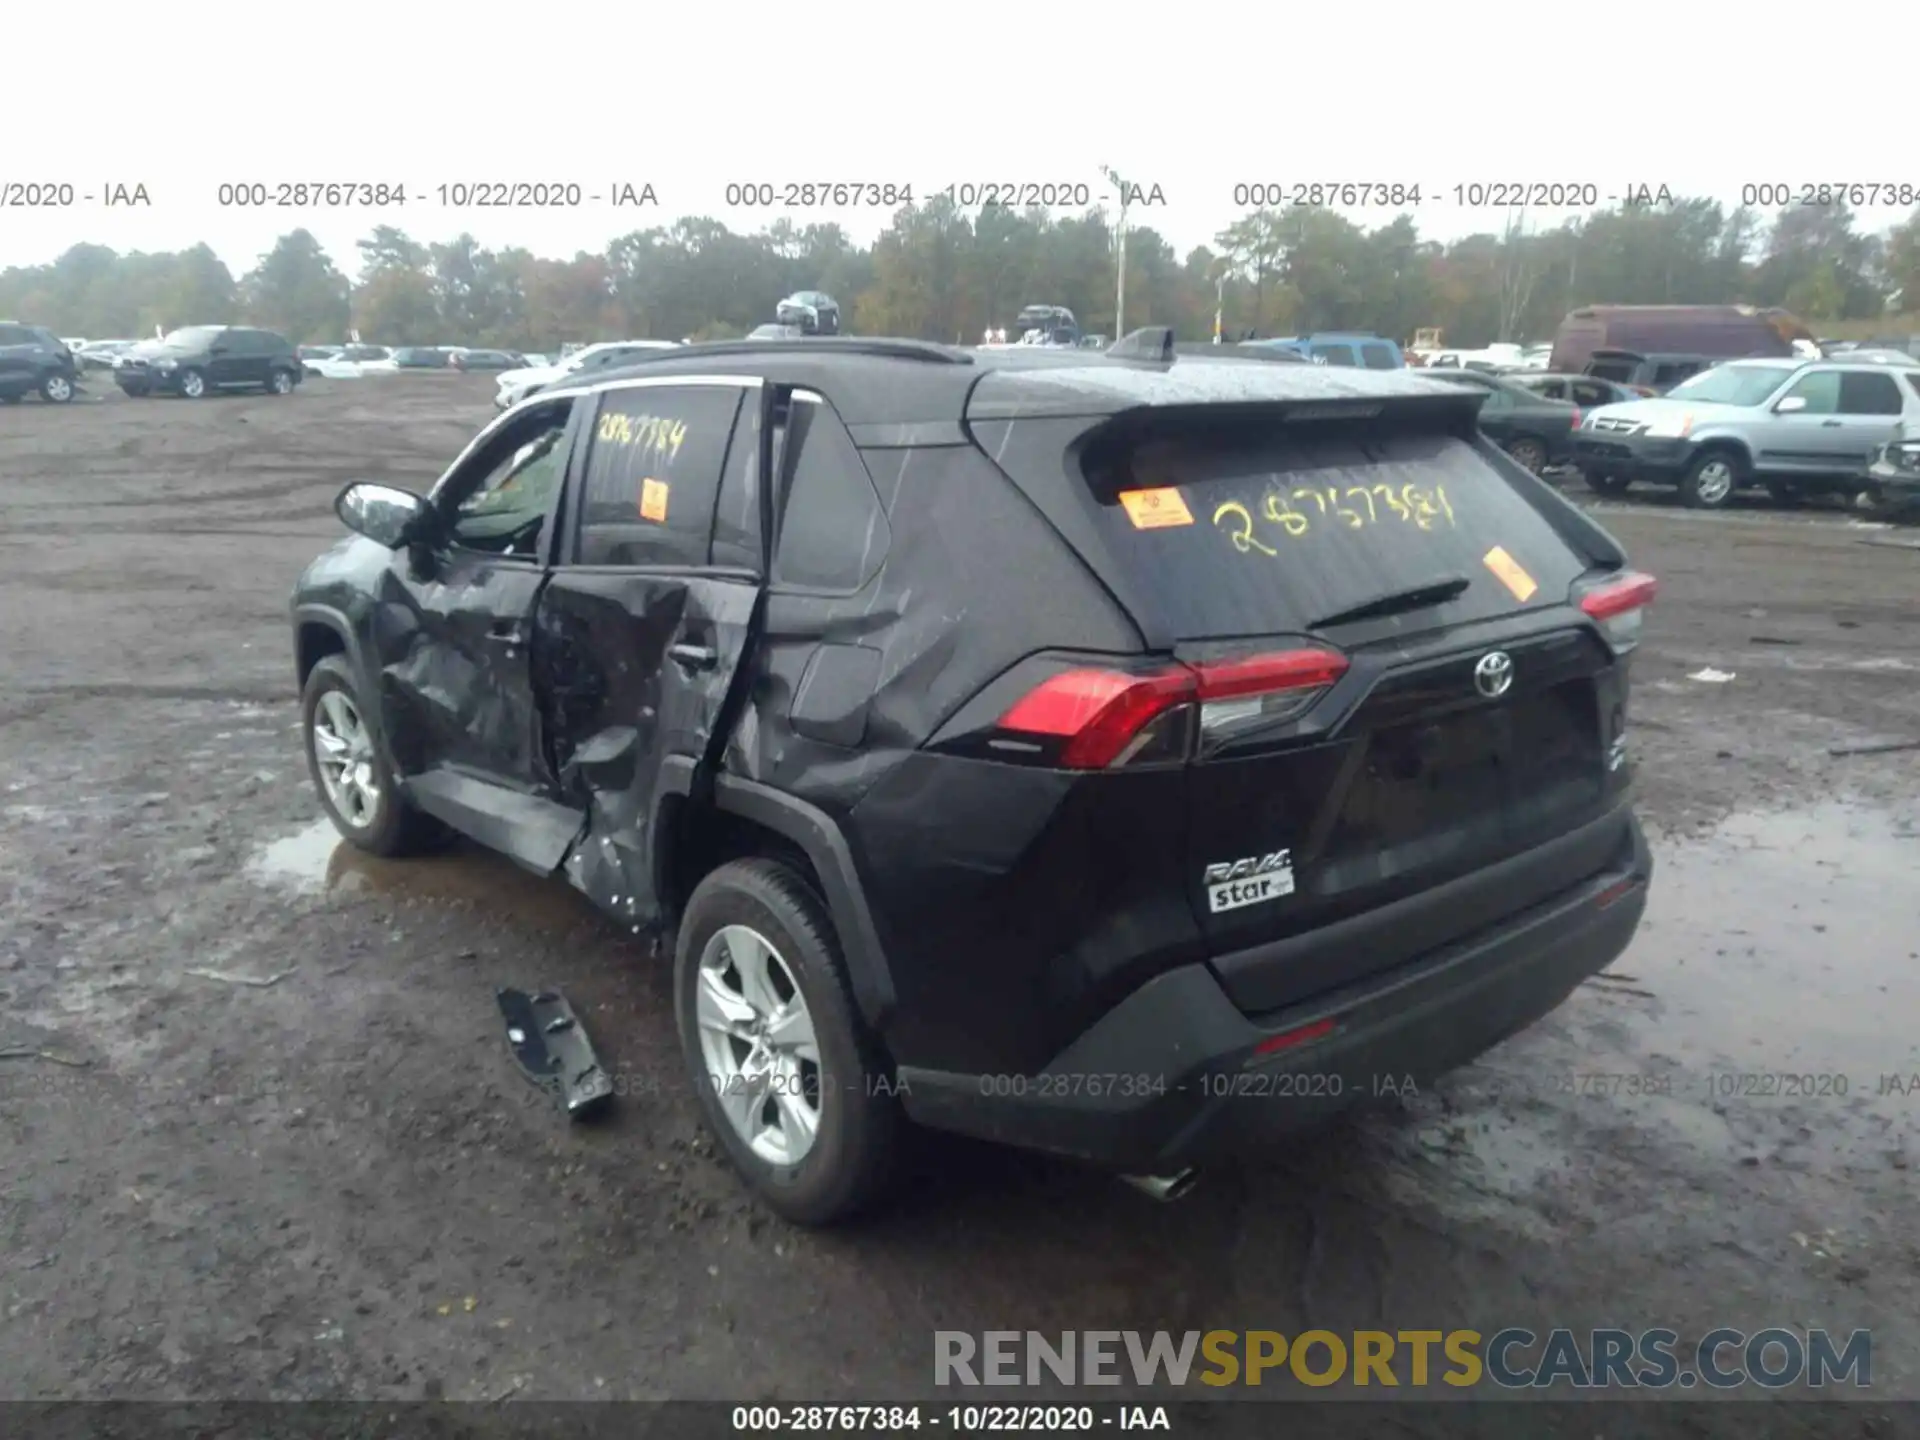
[300,655,444,856]
[1680,450,1742,509]
[178,368,208,399]
[266,367,295,395]
[40,372,75,403]
[675,858,901,1226]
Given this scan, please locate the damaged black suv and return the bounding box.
[291,333,1656,1224]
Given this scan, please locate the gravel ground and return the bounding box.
[1,375,1915,1432]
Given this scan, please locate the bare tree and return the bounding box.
[1497,208,1538,342]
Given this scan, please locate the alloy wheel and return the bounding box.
[310,689,381,829]
[1694,460,1734,505]
[695,924,823,1166]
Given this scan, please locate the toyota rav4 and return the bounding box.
[290,332,1656,1224]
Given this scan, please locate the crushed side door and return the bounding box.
[531,379,765,931]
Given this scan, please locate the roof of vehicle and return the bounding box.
[1513,371,1631,384]
[552,334,1481,428]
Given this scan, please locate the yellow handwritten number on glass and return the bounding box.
[1325,486,1364,529]
[1212,500,1278,555]
[1263,493,1310,537]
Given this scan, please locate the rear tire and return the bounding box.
[1765,479,1803,506]
[675,858,900,1226]
[300,654,445,857]
[40,372,75,403]
[1504,437,1547,474]
[1680,450,1742,509]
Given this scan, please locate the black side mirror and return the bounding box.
[337,482,429,549]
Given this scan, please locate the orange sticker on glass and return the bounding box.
[1119,487,1195,529]
[1483,545,1538,602]
[639,478,669,523]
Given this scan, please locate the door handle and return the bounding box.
[488,619,527,643]
[1822,420,1843,428]
[668,642,718,670]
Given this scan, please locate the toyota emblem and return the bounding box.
[1473,651,1514,698]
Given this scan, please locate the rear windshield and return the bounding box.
[1086,420,1588,640]
[1360,343,1398,369]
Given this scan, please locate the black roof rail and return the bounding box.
[610,336,974,366]
[1106,326,1177,362]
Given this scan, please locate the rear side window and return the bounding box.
[1083,417,1588,640]
[1360,343,1397,369]
[1839,371,1903,415]
[1904,373,1920,402]
[0,324,32,345]
[1651,361,1703,387]
[772,393,890,592]
[1316,344,1357,366]
[573,384,743,567]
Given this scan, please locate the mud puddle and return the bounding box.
[247,816,601,934]
[1625,801,1918,1088]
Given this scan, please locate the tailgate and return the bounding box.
[974,394,1637,1013]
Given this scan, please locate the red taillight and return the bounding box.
[1580,570,1658,653]
[1570,406,1582,430]
[1252,1016,1339,1057]
[1580,571,1658,622]
[998,648,1349,770]
[998,667,1196,770]
[1189,649,1350,699]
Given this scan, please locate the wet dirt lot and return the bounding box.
[1,376,1916,1431]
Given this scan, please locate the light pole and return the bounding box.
[1103,165,1130,338]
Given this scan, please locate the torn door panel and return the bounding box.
[533,567,758,929]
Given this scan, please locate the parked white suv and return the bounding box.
[1573,357,1920,508]
[494,341,677,409]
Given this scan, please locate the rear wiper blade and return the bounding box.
[1310,575,1470,630]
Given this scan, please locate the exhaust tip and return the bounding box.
[1120,1169,1199,1203]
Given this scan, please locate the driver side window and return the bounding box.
[1781,370,1841,414]
[445,400,575,558]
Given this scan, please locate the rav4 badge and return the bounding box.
[1204,850,1296,913]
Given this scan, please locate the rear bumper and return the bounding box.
[896,814,1652,1172]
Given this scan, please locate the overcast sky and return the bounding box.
[11,2,1915,279]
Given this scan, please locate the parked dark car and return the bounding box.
[775,292,841,336]
[450,349,526,372]
[116,325,302,398]
[291,333,1655,1224]
[390,347,454,370]
[1510,372,1643,408]
[1419,367,1585,472]
[1581,349,1724,395]
[0,321,80,403]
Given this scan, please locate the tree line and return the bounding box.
[5,197,1917,351]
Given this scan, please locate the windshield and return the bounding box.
[1667,364,1791,407]
[161,326,224,347]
